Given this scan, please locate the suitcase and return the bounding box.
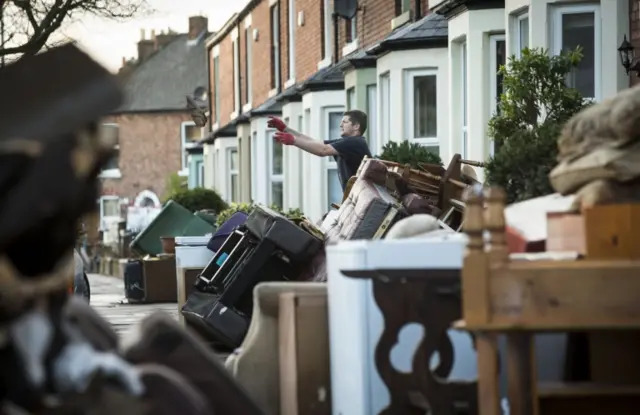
[124,259,144,302]
[182,206,323,348]
[207,211,248,253]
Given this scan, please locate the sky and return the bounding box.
[61,0,249,72]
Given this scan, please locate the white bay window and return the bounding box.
[228,148,239,203]
[552,4,600,100]
[251,131,258,201]
[366,84,377,152]
[405,69,438,154]
[326,110,343,208]
[513,12,529,58]
[379,72,390,147]
[269,132,284,208]
[181,121,200,175]
[489,35,506,156]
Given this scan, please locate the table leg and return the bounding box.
[476,332,500,415]
[506,333,537,415]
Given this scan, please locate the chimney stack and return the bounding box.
[188,16,208,40]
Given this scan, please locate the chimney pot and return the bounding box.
[188,16,208,40]
[140,28,145,40]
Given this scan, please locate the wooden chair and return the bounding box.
[458,186,640,415]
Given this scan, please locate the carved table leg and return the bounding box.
[371,278,478,415]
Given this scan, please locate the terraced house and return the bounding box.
[203,0,439,221]
[202,0,639,221]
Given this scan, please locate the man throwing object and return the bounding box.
[268,110,372,191]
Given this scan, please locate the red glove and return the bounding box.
[267,116,287,132]
[274,131,295,145]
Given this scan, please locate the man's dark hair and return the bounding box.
[344,110,367,135]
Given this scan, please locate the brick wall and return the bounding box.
[251,1,275,106]
[209,0,406,124]
[100,112,191,200]
[219,35,235,123]
[630,0,639,87]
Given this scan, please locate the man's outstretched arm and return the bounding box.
[282,127,338,157]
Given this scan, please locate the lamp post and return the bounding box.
[618,34,640,76]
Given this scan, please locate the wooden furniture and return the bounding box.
[225,282,328,415]
[279,291,331,415]
[459,187,640,415]
[340,263,477,414]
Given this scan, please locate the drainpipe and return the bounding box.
[332,12,339,65]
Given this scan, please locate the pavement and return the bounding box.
[88,273,178,338]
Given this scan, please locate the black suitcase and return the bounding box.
[124,259,145,301]
[181,206,323,348]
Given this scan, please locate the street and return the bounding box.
[88,273,178,338]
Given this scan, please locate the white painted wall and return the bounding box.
[250,117,271,206]
[504,0,628,101]
[448,8,505,176]
[282,102,304,210]
[376,47,449,161]
[301,90,345,222]
[212,136,239,203]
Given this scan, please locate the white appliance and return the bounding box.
[326,236,567,415]
[175,236,214,269]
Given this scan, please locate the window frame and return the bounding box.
[251,131,258,202]
[551,3,601,101]
[379,72,391,149]
[461,42,468,159]
[244,25,253,106]
[99,123,121,179]
[365,83,378,153]
[228,147,239,203]
[404,68,439,148]
[324,108,345,209]
[232,38,240,114]
[287,0,296,80]
[213,55,221,125]
[270,3,281,91]
[489,34,506,157]
[99,195,120,231]
[320,0,332,63]
[512,12,529,58]
[181,121,199,174]
[267,130,284,207]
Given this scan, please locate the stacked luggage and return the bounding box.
[180,154,482,346]
[181,205,322,348]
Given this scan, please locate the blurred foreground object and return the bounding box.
[0,42,263,415]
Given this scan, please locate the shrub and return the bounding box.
[378,141,442,168]
[166,188,228,214]
[215,202,305,227]
[485,47,590,203]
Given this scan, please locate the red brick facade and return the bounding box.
[208,0,423,124]
[101,112,192,201]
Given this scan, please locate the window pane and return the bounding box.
[380,74,390,145]
[271,181,283,208]
[230,149,239,171]
[272,141,283,175]
[103,150,119,170]
[413,75,437,138]
[519,17,529,50]
[185,125,200,142]
[561,12,595,98]
[231,174,240,202]
[102,124,119,145]
[366,84,377,148]
[327,169,342,208]
[423,146,439,156]
[346,88,355,110]
[329,112,342,139]
[102,199,119,217]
